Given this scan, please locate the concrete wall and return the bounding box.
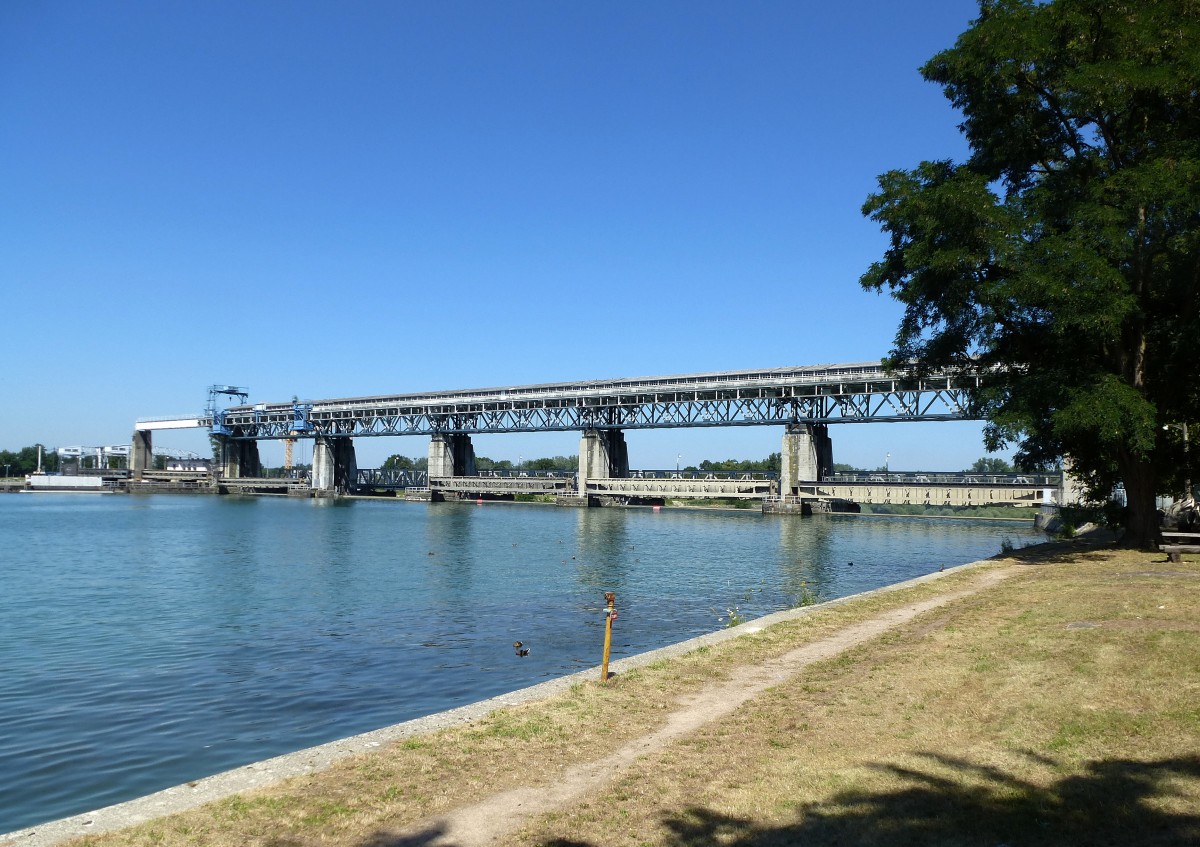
[28,475,103,490]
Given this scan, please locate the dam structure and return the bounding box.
[130,362,1059,511]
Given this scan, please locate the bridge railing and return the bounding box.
[475,469,574,478]
[828,472,1061,486]
[628,470,778,481]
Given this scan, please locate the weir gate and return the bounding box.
[131,362,1068,511]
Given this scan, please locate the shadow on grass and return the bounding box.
[354,753,1199,846]
[528,753,1200,847]
[1005,533,1124,566]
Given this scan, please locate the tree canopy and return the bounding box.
[382,454,426,471]
[861,0,1200,546]
[0,446,58,476]
[969,457,1014,475]
[698,453,781,473]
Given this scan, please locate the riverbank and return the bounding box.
[8,534,1197,847]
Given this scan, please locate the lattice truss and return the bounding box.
[216,365,981,439]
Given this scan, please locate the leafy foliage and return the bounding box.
[861,0,1200,546]
[473,455,576,471]
[382,454,428,471]
[968,457,1013,474]
[520,455,577,471]
[0,445,58,476]
[698,453,781,473]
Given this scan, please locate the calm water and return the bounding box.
[0,494,1037,832]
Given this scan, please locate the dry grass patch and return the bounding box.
[513,547,1200,846]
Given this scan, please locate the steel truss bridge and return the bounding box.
[141,361,985,440]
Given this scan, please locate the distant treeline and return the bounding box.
[379,454,578,472]
[834,457,1053,474]
[695,453,781,473]
[1,444,1048,480]
[0,445,59,476]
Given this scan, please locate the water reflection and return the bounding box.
[775,513,837,604]
[423,501,479,600]
[573,507,631,597]
[0,494,1038,833]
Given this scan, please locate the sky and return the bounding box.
[0,0,1007,471]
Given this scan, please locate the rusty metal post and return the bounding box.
[601,591,616,683]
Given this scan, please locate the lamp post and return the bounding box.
[676,454,682,474]
[3,463,9,479]
[885,452,891,477]
[1163,423,1191,499]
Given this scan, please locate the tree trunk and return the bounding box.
[1120,455,1160,549]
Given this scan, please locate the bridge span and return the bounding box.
[128,362,1064,509]
[366,471,1054,510]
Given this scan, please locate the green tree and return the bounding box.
[969,457,1014,474]
[0,445,58,475]
[523,455,577,471]
[697,454,781,472]
[860,0,1200,547]
[381,454,415,470]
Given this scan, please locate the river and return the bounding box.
[0,493,1038,832]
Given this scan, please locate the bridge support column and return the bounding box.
[130,430,152,480]
[312,437,357,494]
[428,433,476,478]
[577,429,629,502]
[780,424,832,495]
[216,437,262,479]
[1058,457,1086,506]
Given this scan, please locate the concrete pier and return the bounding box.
[311,437,356,494]
[578,429,628,481]
[780,423,832,495]
[428,434,476,479]
[214,436,262,479]
[573,428,629,506]
[130,430,153,480]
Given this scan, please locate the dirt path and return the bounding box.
[381,567,1017,846]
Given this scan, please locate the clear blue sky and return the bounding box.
[1,0,1007,470]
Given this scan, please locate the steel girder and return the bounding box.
[356,468,429,488]
[213,366,982,440]
[587,478,774,499]
[430,476,573,495]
